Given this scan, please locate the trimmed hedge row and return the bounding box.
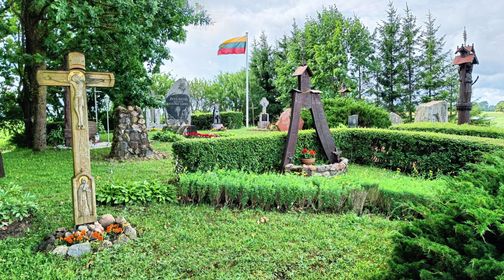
[177,170,433,217]
[391,122,504,139]
[173,128,504,175]
[191,111,244,130]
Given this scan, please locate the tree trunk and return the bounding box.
[0,152,5,178]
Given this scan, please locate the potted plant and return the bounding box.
[300,148,316,165]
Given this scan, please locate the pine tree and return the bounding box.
[418,11,449,102]
[401,4,420,121]
[346,16,374,99]
[375,1,405,112]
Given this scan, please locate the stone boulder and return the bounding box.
[276,108,304,132]
[414,101,448,122]
[109,106,155,160]
[389,112,403,125]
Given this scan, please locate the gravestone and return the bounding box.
[389,112,403,125]
[348,114,359,128]
[276,108,303,132]
[145,108,164,130]
[212,104,224,130]
[37,52,114,225]
[258,97,270,129]
[0,152,4,178]
[415,101,448,122]
[165,78,192,132]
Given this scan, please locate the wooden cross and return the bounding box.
[37,52,115,225]
[281,65,339,170]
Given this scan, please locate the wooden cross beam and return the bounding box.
[37,52,115,225]
[281,65,339,170]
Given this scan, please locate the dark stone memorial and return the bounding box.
[212,104,224,130]
[165,78,194,133]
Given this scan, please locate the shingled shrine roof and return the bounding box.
[453,44,479,65]
[292,65,313,76]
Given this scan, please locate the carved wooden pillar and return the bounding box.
[453,41,478,125]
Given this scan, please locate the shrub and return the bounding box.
[392,122,504,139]
[152,130,185,143]
[97,180,177,205]
[173,128,504,175]
[302,97,391,128]
[177,170,434,217]
[191,111,244,130]
[0,183,37,227]
[390,152,504,279]
[47,126,64,146]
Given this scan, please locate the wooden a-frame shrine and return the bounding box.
[281,65,341,170]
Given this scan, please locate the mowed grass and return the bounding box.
[0,138,431,279]
[484,112,504,128]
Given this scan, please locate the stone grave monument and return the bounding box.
[36,52,114,225]
[212,104,224,130]
[109,106,155,160]
[389,112,403,125]
[276,108,303,132]
[165,78,194,133]
[145,108,164,130]
[348,114,358,128]
[415,101,448,122]
[258,97,270,129]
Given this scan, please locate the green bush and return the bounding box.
[0,183,37,227]
[191,111,244,130]
[152,130,185,143]
[302,97,391,128]
[173,128,504,175]
[178,170,432,217]
[97,180,177,205]
[390,152,504,279]
[392,122,504,139]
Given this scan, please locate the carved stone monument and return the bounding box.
[389,112,403,125]
[258,97,270,129]
[348,114,358,128]
[165,78,192,133]
[145,108,164,130]
[212,104,224,130]
[37,52,115,225]
[414,101,448,123]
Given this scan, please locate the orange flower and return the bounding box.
[105,224,114,233]
[113,227,123,234]
[64,235,74,244]
[91,231,104,241]
[309,150,316,156]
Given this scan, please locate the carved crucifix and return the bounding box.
[37,52,115,225]
[281,65,340,170]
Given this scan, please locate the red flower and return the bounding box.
[309,150,316,156]
[301,148,308,154]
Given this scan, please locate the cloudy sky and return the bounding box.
[162,0,504,105]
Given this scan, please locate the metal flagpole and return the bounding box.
[245,32,250,128]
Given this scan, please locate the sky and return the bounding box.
[161,0,504,105]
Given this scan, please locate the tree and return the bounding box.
[346,16,374,99]
[418,11,449,102]
[150,73,175,106]
[375,1,405,112]
[0,0,209,150]
[189,78,213,112]
[250,32,282,118]
[400,4,420,121]
[496,101,504,112]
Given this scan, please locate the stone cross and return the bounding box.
[260,97,269,114]
[37,52,115,225]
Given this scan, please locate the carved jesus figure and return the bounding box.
[78,176,92,218]
[70,72,86,129]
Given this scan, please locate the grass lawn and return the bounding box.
[483,112,504,128]
[0,136,444,279]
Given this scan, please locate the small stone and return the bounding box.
[56,227,67,232]
[37,235,56,252]
[51,246,68,256]
[101,240,113,249]
[67,242,91,258]
[65,232,72,238]
[127,106,134,111]
[99,214,115,228]
[115,234,130,244]
[123,226,137,240]
[77,225,88,232]
[115,216,127,225]
[322,171,330,177]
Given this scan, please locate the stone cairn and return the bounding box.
[109,106,156,160]
[285,158,349,177]
[37,214,138,258]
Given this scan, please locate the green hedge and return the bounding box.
[391,122,504,139]
[192,111,244,130]
[302,97,391,128]
[173,128,504,175]
[177,170,434,218]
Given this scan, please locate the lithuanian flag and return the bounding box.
[217,36,247,55]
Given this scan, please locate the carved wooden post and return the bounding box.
[281,65,339,171]
[37,52,115,225]
[453,33,478,125]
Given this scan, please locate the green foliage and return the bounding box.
[191,111,244,130]
[152,130,184,143]
[97,180,177,205]
[178,167,443,217]
[303,97,391,128]
[173,128,504,175]
[391,122,504,139]
[47,126,64,146]
[496,101,504,112]
[0,183,37,227]
[390,152,504,279]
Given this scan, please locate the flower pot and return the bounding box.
[301,158,316,165]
